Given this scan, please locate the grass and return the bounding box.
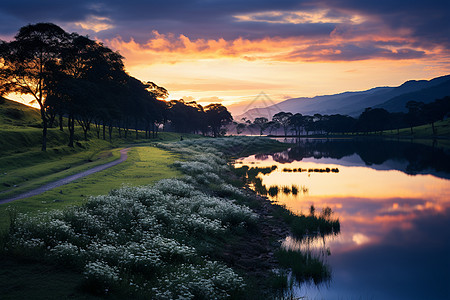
[275,248,331,285]
[380,119,450,137]
[0,138,268,299]
[0,101,333,298]
[0,256,100,300]
[0,140,121,196]
[0,100,195,226]
[0,135,342,299]
[0,145,182,231]
[328,119,450,139]
[0,144,184,299]
[0,98,41,128]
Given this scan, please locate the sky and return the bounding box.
[1,0,449,114]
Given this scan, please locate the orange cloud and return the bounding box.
[106,28,443,67]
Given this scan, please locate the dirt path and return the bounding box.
[0,148,130,205]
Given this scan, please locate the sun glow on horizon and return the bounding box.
[107,30,450,114]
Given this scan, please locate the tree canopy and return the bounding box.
[0,23,233,150]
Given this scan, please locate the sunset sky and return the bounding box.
[1,0,449,114]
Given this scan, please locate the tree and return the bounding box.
[236,122,246,135]
[145,81,168,100]
[47,33,127,146]
[266,120,280,135]
[253,117,269,135]
[323,114,356,134]
[405,101,424,135]
[0,23,69,150]
[289,113,303,136]
[272,112,293,137]
[302,115,314,136]
[167,100,205,134]
[357,107,391,134]
[204,103,233,137]
[422,97,450,135]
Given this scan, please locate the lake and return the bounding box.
[235,138,450,300]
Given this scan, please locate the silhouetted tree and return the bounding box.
[253,117,269,135]
[302,115,315,136]
[0,23,69,150]
[323,114,356,134]
[272,112,293,136]
[422,96,450,135]
[289,113,303,136]
[205,103,233,137]
[405,101,424,135]
[357,107,390,134]
[236,122,246,135]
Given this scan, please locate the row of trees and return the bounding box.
[0,23,233,151]
[236,96,450,136]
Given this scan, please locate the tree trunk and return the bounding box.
[59,114,64,131]
[42,117,48,151]
[109,125,113,142]
[103,122,106,140]
[68,115,75,148]
[40,107,48,151]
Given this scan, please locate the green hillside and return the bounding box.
[0,98,41,128]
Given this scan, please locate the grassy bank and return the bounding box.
[1,136,339,299]
[0,145,182,231]
[268,118,450,141]
[0,121,199,201]
[0,98,40,128]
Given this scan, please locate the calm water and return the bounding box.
[235,138,450,300]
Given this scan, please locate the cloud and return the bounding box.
[281,43,426,62]
[0,0,447,75]
[234,9,366,25]
[74,15,114,33]
[106,27,432,67]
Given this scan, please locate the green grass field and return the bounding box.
[380,119,450,137]
[0,100,196,299]
[0,145,184,231]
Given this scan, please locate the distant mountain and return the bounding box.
[237,74,450,120]
[375,77,450,112]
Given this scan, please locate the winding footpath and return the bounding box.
[0,148,130,205]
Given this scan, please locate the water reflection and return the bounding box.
[236,138,450,299]
[266,138,450,179]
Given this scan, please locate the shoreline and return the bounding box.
[1,136,339,298]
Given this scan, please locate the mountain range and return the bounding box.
[236,74,450,121]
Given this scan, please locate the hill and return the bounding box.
[237,74,450,120]
[375,77,450,112]
[0,97,41,127]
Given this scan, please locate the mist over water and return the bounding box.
[235,138,450,300]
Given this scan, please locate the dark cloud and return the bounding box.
[282,43,426,61]
[322,0,450,47]
[0,0,447,59]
